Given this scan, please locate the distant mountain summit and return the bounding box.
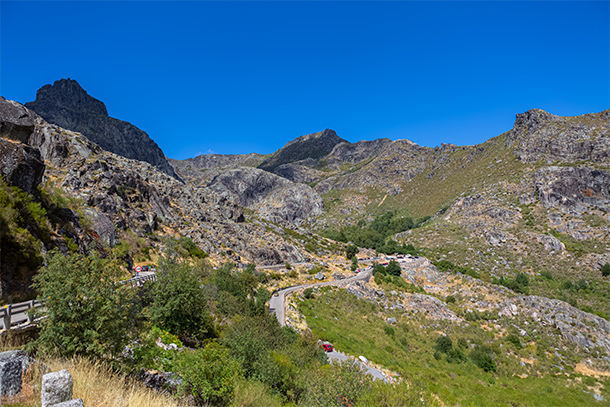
[25,79,179,179]
[258,129,347,172]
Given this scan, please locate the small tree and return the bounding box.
[351,256,358,271]
[602,263,610,277]
[175,342,242,406]
[385,260,401,276]
[345,244,359,260]
[149,258,214,341]
[32,251,133,359]
[303,288,314,299]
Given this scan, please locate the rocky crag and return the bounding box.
[25,79,179,180]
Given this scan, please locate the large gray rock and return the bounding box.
[536,234,565,252]
[0,137,45,194]
[535,166,610,213]
[25,79,179,180]
[207,167,324,225]
[41,370,73,407]
[50,399,84,407]
[0,97,37,144]
[0,350,27,396]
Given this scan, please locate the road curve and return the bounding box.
[267,266,395,382]
[269,266,372,327]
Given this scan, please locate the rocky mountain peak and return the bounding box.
[28,78,108,117]
[258,129,347,172]
[25,79,180,180]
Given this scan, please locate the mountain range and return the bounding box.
[2,79,610,403]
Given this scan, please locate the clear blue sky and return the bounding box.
[1,1,608,160]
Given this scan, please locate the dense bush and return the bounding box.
[175,342,242,406]
[32,251,134,359]
[385,260,401,276]
[303,288,315,299]
[148,258,215,342]
[346,243,359,260]
[470,345,497,372]
[299,360,372,407]
[602,263,610,277]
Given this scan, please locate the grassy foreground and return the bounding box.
[1,356,180,407]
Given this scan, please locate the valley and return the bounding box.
[1,79,609,406]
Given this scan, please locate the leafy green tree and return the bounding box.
[515,272,529,288]
[470,345,497,372]
[32,251,133,359]
[351,256,359,271]
[435,335,453,354]
[175,342,242,406]
[345,244,359,260]
[303,288,315,299]
[602,263,610,277]
[385,260,401,276]
[148,258,215,341]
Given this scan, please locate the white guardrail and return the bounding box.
[1,273,157,331]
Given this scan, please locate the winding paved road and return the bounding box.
[268,266,395,381]
[269,266,372,327]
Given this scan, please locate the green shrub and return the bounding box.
[32,251,134,359]
[285,262,292,270]
[383,325,395,337]
[446,295,456,304]
[602,263,610,277]
[300,360,372,407]
[179,236,208,259]
[303,288,315,299]
[435,335,453,354]
[385,260,401,276]
[470,345,497,372]
[346,244,359,260]
[149,258,215,341]
[175,342,242,406]
[540,271,554,280]
[506,333,522,349]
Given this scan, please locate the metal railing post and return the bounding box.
[3,304,12,330]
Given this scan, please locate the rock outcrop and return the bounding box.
[25,79,179,179]
[507,109,610,164]
[535,166,610,213]
[206,167,324,225]
[0,138,45,194]
[0,97,37,144]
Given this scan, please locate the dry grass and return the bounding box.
[1,355,182,407]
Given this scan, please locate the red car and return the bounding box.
[320,342,334,352]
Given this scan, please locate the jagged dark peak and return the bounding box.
[25,79,180,180]
[258,129,347,172]
[27,78,108,116]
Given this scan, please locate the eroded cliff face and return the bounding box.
[206,167,324,225]
[25,79,179,179]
